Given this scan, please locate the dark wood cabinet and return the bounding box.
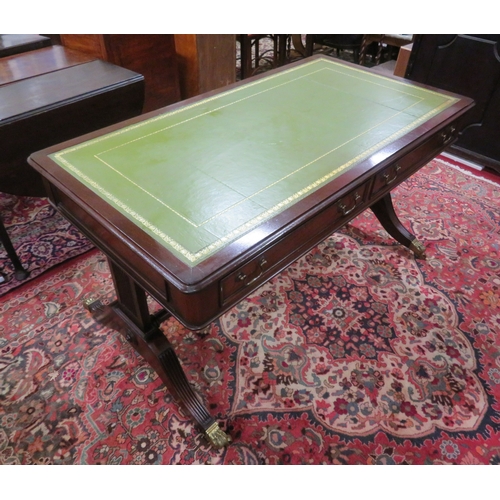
[0,34,51,57]
[174,35,236,99]
[406,35,500,173]
[0,48,144,196]
[60,35,180,112]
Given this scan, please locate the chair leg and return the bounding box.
[0,215,29,280]
[276,34,288,66]
[239,35,253,79]
[305,35,315,57]
[359,36,369,65]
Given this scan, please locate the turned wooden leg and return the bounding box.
[0,216,29,280]
[370,193,426,259]
[84,259,231,448]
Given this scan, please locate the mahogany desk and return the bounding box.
[28,56,474,447]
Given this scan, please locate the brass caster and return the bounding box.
[409,239,426,260]
[83,297,105,313]
[205,422,232,448]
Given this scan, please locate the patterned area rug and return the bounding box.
[0,193,94,297]
[1,157,500,464]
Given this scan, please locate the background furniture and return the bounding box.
[174,35,236,99]
[59,35,180,112]
[238,34,290,79]
[359,34,414,66]
[0,34,51,58]
[406,35,500,174]
[0,44,93,85]
[0,45,145,196]
[0,215,29,282]
[394,43,413,77]
[305,34,363,60]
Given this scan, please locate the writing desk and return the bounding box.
[28,56,474,447]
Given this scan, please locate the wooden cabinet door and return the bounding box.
[407,35,500,172]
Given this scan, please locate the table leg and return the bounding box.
[0,216,30,280]
[370,193,426,259]
[84,259,231,448]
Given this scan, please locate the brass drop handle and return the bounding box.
[441,126,456,144]
[338,192,361,216]
[237,258,268,286]
[125,332,138,346]
[383,164,401,185]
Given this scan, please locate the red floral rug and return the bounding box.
[0,193,94,296]
[1,157,499,464]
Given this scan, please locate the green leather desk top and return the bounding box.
[50,57,458,266]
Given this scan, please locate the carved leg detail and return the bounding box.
[370,194,427,259]
[157,341,231,448]
[111,304,231,448]
[83,259,231,448]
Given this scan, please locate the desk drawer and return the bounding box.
[220,181,370,304]
[371,125,457,197]
[221,254,270,303]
